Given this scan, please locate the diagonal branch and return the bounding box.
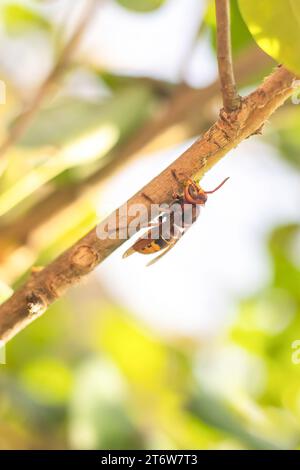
[0,65,296,343]
[0,0,99,161]
[0,46,274,246]
[215,0,241,112]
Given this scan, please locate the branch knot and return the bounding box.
[26,291,47,318]
[71,245,99,271]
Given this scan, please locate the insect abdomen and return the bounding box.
[135,237,168,255]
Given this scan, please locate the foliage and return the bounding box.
[1,2,51,35]
[239,0,300,74]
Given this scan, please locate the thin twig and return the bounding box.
[0,66,295,343]
[0,0,99,160]
[215,0,241,112]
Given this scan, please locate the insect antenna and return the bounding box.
[205,177,230,194]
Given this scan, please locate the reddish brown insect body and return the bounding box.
[123,176,229,266]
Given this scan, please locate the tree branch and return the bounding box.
[0,0,99,161]
[0,65,296,343]
[0,45,273,247]
[215,0,241,112]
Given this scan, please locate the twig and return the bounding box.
[0,65,295,343]
[215,0,241,112]
[0,0,99,160]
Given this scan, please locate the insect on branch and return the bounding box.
[0,65,296,344]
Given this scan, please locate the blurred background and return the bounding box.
[0,0,300,450]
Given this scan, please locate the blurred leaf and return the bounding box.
[188,391,281,449]
[230,0,254,54]
[269,225,300,301]
[227,222,300,447]
[116,0,165,13]
[231,288,297,344]
[96,307,191,395]
[94,307,223,449]
[18,86,153,148]
[69,358,143,450]
[270,109,300,168]
[99,308,170,392]
[238,0,300,74]
[0,86,154,217]
[7,298,74,369]
[2,3,51,36]
[20,358,73,405]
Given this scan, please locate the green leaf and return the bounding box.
[2,3,51,35]
[116,0,165,13]
[238,0,300,74]
[230,0,254,54]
